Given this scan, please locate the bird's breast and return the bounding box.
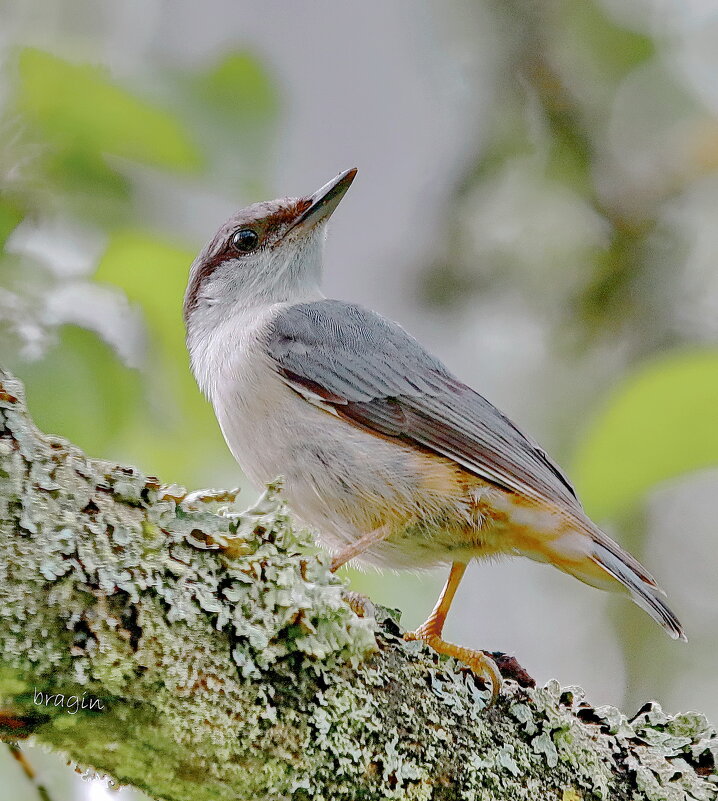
[196,309,577,571]
[211,339,297,486]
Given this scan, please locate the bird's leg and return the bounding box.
[329,524,392,572]
[404,561,502,705]
[330,526,393,619]
[407,561,467,640]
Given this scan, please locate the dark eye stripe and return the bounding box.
[184,198,314,323]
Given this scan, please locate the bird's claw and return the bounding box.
[404,629,502,706]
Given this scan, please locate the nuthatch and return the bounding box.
[184,168,685,701]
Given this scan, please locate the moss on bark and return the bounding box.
[1,368,716,800]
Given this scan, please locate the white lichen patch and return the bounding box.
[1,367,717,801]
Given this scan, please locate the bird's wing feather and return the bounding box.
[266,300,579,510]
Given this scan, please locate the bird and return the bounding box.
[184,167,685,701]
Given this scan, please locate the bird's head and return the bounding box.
[183,168,357,334]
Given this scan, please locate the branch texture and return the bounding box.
[0,367,716,801]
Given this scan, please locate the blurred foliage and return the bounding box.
[19,48,202,171]
[574,349,718,521]
[0,742,83,801]
[419,0,718,536]
[0,44,279,487]
[0,201,22,248]
[180,51,280,196]
[557,0,654,82]
[420,0,711,353]
[92,231,231,478]
[14,325,142,457]
[414,0,718,715]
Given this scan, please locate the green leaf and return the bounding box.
[10,325,142,457]
[572,350,718,520]
[0,199,23,249]
[181,50,279,194]
[194,51,279,123]
[93,229,192,379]
[44,147,130,201]
[554,0,655,85]
[92,230,234,485]
[17,48,202,171]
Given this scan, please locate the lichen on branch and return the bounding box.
[0,367,716,801]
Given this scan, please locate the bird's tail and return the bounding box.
[552,524,687,641]
[587,537,686,641]
[501,494,686,641]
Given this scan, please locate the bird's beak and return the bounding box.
[286,168,357,235]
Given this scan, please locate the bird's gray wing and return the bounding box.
[267,300,579,509]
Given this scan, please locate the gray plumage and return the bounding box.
[268,300,578,508]
[265,300,684,641]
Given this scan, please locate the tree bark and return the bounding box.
[0,367,716,801]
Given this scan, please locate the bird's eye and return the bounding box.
[231,228,259,253]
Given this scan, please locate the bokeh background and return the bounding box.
[2,0,718,797]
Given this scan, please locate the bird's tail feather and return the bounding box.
[587,540,687,641]
[504,500,686,641]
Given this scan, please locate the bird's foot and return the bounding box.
[404,628,502,706]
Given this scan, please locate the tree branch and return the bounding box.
[0,367,715,800]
